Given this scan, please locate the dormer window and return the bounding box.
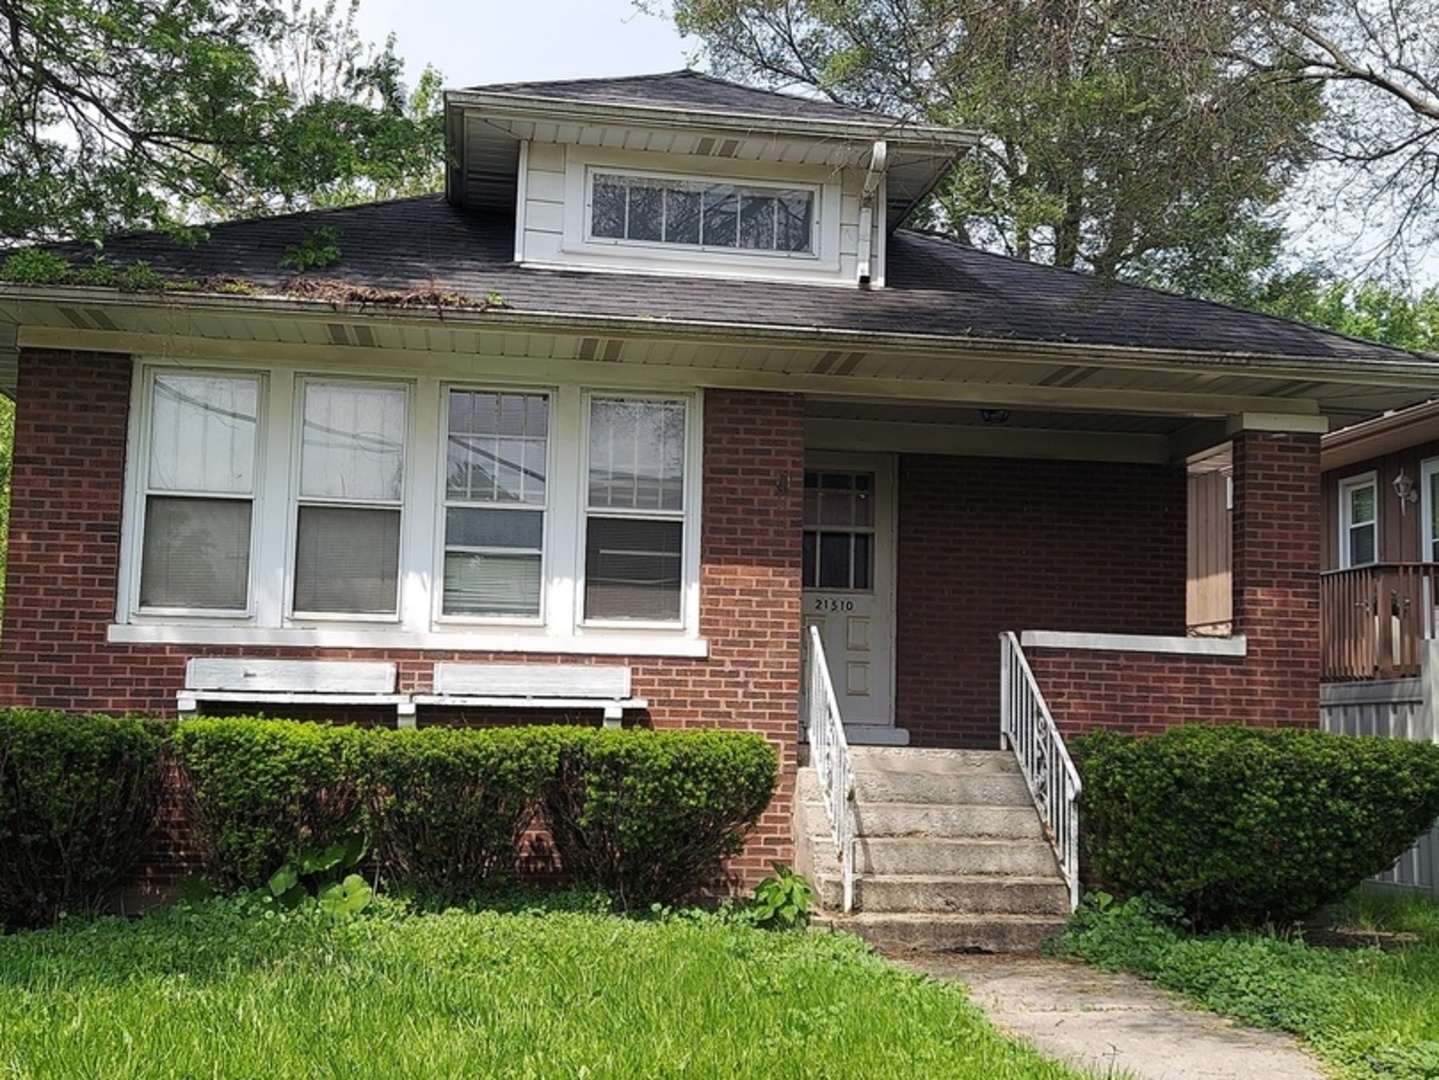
[588,171,815,255]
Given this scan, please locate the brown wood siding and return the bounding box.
[1322,438,1439,569]
[1187,470,1232,632]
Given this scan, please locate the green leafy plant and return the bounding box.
[263,832,372,918]
[280,225,342,271]
[749,863,813,931]
[0,249,73,284]
[1072,724,1439,929]
[541,728,778,908]
[0,709,167,929]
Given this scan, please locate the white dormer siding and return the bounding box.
[513,140,884,288]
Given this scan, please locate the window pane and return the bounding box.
[443,552,541,617]
[776,191,813,252]
[818,532,852,589]
[802,531,817,588]
[585,517,682,621]
[1351,524,1376,567]
[300,383,406,502]
[665,186,702,245]
[140,496,251,609]
[628,180,664,242]
[739,193,777,249]
[447,390,547,504]
[445,507,544,550]
[149,375,257,494]
[588,398,686,511]
[701,188,738,247]
[592,175,626,238]
[294,506,400,614]
[1350,484,1376,524]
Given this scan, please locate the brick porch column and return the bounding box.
[1230,425,1322,727]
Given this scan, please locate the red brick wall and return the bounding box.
[895,455,1187,747]
[1025,431,1321,735]
[0,352,804,890]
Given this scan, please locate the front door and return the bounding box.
[801,454,898,742]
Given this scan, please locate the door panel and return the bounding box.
[801,457,894,730]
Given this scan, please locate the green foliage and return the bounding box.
[0,248,73,284]
[0,902,1082,1078]
[668,0,1320,283]
[1053,890,1439,1080]
[1072,725,1439,929]
[749,862,813,931]
[262,832,372,917]
[0,709,167,929]
[362,725,566,897]
[0,0,442,246]
[279,225,343,271]
[542,728,778,907]
[171,718,368,890]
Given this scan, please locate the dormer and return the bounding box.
[443,71,975,289]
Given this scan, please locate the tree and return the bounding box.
[0,0,443,245]
[660,0,1323,282]
[1232,0,1439,274]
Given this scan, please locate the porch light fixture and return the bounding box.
[980,409,1011,425]
[1394,469,1418,514]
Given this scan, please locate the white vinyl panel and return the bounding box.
[526,168,566,203]
[526,200,564,234]
[526,142,565,171]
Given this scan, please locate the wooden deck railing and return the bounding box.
[1321,563,1439,681]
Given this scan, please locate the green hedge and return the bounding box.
[170,718,369,889]
[542,728,778,907]
[0,709,166,929]
[173,719,779,905]
[1072,724,1439,929]
[363,726,567,895]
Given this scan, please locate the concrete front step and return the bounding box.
[817,912,1068,954]
[806,836,1059,877]
[850,746,1020,774]
[852,768,1033,806]
[815,873,1070,916]
[852,801,1043,837]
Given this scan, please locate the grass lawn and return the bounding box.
[1053,890,1439,1080]
[0,899,1082,1079]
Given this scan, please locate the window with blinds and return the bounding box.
[138,373,259,611]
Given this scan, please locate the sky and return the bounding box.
[353,0,696,89]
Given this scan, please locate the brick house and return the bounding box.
[4,71,1439,938]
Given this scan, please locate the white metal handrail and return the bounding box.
[999,631,1082,911]
[804,625,856,913]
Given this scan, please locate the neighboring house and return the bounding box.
[4,71,1439,920]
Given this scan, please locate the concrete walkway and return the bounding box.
[898,954,1330,1080]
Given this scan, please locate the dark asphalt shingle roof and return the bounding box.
[64,195,1426,364]
[462,70,902,126]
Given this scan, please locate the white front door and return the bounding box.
[801,454,899,742]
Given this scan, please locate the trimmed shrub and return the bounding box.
[541,728,778,907]
[0,709,166,929]
[1072,724,1439,929]
[171,718,368,889]
[363,726,567,896]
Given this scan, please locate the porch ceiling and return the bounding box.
[2,287,1435,464]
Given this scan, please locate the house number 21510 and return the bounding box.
[813,597,855,613]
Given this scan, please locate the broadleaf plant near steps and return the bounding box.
[795,746,1070,954]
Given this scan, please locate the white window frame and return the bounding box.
[1338,471,1379,569]
[434,384,554,627]
[578,392,700,631]
[114,362,706,656]
[1422,458,1439,564]
[125,367,266,619]
[554,147,846,285]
